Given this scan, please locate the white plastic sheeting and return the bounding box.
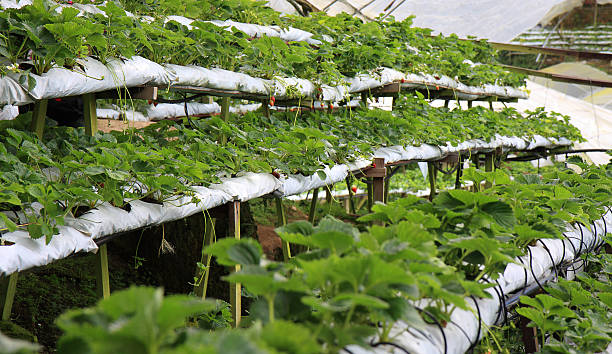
[348,210,612,354]
[0,56,174,106]
[0,172,280,275]
[96,103,262,122]
[278,135,571,197]
[0,104,18,120]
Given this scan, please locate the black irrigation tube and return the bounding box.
[467,295,482,352]
[414,306,448,354]
[504,148,610,162]
[155,93,209,104]
[527,247,550,294]
[370,340,413,354]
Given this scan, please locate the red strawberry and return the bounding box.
[434,75,440,80]
[148,100,153,105]
[372,163,377,168]
[351,186,357,193]
[67,0,73,4]
[436,85,440,90]
[54,98,62,102]
[320,102,325,107]
[400,78,405,83]
[330,103,334,109]
[153,101,158,107]
[272,171,280,178]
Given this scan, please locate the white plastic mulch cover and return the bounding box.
[301,0,564,42]
[347,210,612,354]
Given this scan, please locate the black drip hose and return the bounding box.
[494,279,509,325]
[537,240,558,281]
[527,247,549,294]
[341,347,355,354]
[156,93,208,104]
[433,160,460,175]
[516,256,529,296]
[467,295,482,352]
[370,340,413,354]
[415,306,448,354]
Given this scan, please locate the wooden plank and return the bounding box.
[95,244,110,299]
[275,198,291,261]
[194,217,215,299]
[520,312,539,353]
[489,41,612,61]
[427,162,436,201]
[0,273,18,321]
[83,93,98,136]
[308,188,319,224]
[30,100,48,139]
[501,64,612,88]
[484,152,494,189]
[228,201,241,327]
[371,158,386,204]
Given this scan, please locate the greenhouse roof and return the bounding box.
[279,0,564,42]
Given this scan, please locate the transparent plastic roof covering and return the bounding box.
[297,0,565,42]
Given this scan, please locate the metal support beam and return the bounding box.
[83,93,98,136]
[228,200,241,327]
[0,273,18,321]
[275,198,291,261]
[30,100,48,139]
[95,244,110,299]
[194,217,215,299]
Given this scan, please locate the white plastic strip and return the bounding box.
[347,210,611,354]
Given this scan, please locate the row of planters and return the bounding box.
[0,0,525,91]
[0,95,582,242]
[2,160,610,353]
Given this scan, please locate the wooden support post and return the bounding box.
[367,178,373,211]
[485,152,494,189]
[262,99,271,118]
[194,217,215,299]
[427,162,437,201]
[325,185,333,204]
[220,97,230,144]
[275,198,291,261]
[356,195,368,211]
[308,188,319,224]
[455,156,463,190]
[228,200,241,328]
[83,93,98,136]
[489,101,494,110]
[467,100,473,108]
[345,177,355,214]
[0,273,18,321]
[520,313,539,353]
[370,158,386,204]
[384,167,391,203]
[471,152,480,169]
[30,100,48,139]
[361,92,368,108]
[95,244,110,299]
[444,100,449,108]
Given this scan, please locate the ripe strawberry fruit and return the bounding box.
[351,186,357,193]
[271,171,280,178]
